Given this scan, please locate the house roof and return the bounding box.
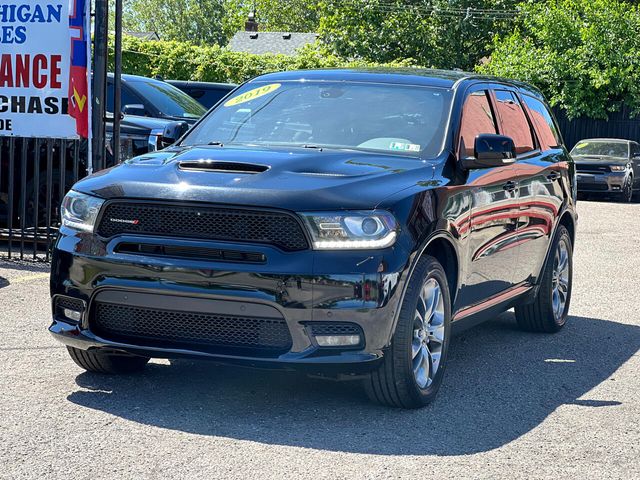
[227,31,318,56]
[124,31,160,41]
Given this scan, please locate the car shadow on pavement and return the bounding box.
[67,313,640,456]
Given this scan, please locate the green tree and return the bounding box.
[222,0,320,39]
[480,0,640,119]
[316,0,520,70]
[121,0,227,45]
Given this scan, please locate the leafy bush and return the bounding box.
[480,0,640,119]
[108,35,416,85]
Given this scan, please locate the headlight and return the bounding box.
[300,211,398,250]
[61,191,105,232]
[610,165,626,171]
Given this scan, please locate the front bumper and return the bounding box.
[576,171,626,193]
[49,228,412,371]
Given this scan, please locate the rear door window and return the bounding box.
[493,90,535,155]
[459,90,498,158]
[523,95,561,150]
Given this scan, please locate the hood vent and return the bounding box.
[178,160,269,174]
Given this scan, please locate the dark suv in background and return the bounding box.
[50,69,577,408]
[570,138,640,202]
[105,74,206,162]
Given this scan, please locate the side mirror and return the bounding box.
[460,134,517,170]
[160,121,190,148]
[122,104,146,116]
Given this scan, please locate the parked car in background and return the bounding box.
[51,69,577,408]
[166,80,237,109]
[571,138,640,202]
[107,74,206,122]
[0,74,200,229]
[105,74,205,163]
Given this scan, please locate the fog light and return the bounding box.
[63,308,82,322]
[315,335,361,347]
[54,296,86,323]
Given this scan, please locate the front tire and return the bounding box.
[515,225,573,333]
[67,346,149,374]
[619,176,633,203]
[365,255,452,408]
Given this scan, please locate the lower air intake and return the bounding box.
[92,302,293,357]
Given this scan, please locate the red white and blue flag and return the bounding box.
[68,0,90,138]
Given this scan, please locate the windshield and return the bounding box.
[571,140,629,159]
[128,80,206,119]
[182,81,452,157]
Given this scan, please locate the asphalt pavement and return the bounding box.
[0,200,638,479]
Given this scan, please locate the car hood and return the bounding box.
[572,155,628,166]
[106,115,181,135]
[74,145,436,210]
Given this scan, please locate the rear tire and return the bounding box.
[67,346,149,374]
[365,255,452,408]
[515,225,573,333]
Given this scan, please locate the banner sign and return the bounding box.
[0,1,91,139]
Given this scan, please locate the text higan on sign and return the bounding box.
[0,1,90,139]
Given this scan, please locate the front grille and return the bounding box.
[97,202,309,251]
[576,163,611,173]
[92,302,292,356]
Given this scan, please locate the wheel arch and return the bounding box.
[421,234,460,306]
[558,209,576,247]
[531,207,576,291]
[385,231,462,347]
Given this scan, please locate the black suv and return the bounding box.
[50,69,577,408]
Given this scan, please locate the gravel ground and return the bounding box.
[0,200,638,479]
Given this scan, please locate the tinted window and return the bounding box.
[106,82,145,114]
[459,91,497,157]
[183,82,452,157]
[523,95,561,150]
[128,80,206,119]
[185,88,233,109]
[493,90,534,154]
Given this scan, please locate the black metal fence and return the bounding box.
[0,0,111,262]
[554,106,640,150]
[0,137,86,261]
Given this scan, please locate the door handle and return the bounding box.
[546,171,561,181]
[502,181,517,192]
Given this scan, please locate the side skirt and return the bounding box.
[451,284,534,334]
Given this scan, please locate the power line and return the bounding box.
[323,0,522,17]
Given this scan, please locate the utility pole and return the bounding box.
[92,0,108,173]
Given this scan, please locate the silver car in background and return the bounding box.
[571,138,640,202]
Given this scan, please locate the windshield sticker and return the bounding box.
[390,142,421,152]
[224,83,281,107]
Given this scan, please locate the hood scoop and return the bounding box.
[178,160,269,174]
